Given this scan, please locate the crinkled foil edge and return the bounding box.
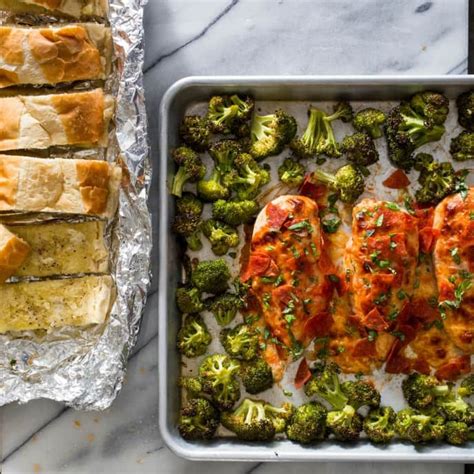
[0,0,152,410]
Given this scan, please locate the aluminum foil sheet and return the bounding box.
[0,0,152,410]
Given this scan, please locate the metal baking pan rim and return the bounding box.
[158,75,474,462]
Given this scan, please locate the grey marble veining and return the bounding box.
[0,0,470,472]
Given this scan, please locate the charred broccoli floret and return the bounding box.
[363,406,396,444]
[353,108,387,139]
[201,219,239,256]
[385,93,448,170]
[197,168,230,202]
[278,157,306,187]
[209,139,242,174]
[435,390,474,424]
[285,402,328,444]
[402,373,449,409]
[220,323,259,360]
[395,408,445,443]
[250,109,297,160]
[178,398,220,440]
[179,115,210,151]
[457,90,474,131]
[341,380,381,410]
[225,153,270,200]
[326,405,363,442]
[450,130,474,161]
[312,164,365,204]
[291,103,353,159]
[177,314,212,358]
[191,259,231,294]
[459,373,474,398]
[304,361,348,410]
[171,147,206,197]
[413,152,457,204]
[199,354,240,410]
[444,421,474,445]
[206,292,243,326]
[172,213,203,251]
[410,90,449,126]
[179,376,205,399]
[176,192,203,216]
[175,286,204,314]
[207,95,254,134]
[240,358,274,394]
[264,402,295,433]
[222,399,288,441]
[212,199,259,226]
[340,132,379,167]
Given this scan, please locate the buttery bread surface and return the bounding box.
[0,0,108,18]
[0,89,114,150]
[6,220,108,277]
[0,274,114,333]
[0,24,112,88]
[0,155,121,217]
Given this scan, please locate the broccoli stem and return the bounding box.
[313,169,336,188]
[302,108,324,149]
[172,167,189,197]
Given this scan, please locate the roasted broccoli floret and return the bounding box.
[177,314,212,358]
[199,354,240,410]
[410,90,449,126]
[207,95,254,135]
[201,219,239,256]
[450,130,474,161]
[171,147,206,197]
[285,402,328,444]
[179,376,205,399]
[304,361,348,410]
[385,95,447,171]
[312,164,365,204]
[353,108,387,139]
[209,139,242,174]
[278,157,306,187]
[457,90,474,131]
[395,408,445,443]
[435,390,474,424]
[413,152,457,204]
[459,373,474,398]
[326,405,363,442]
[172,213,203,251]
[175,286,204,314]
[250,109,297,160]
[402,373,450,409]
[363,406,396,444]
[264,402,295,433]
[291,102,353,159]
[240,358,274,394]
[341,380,381,410]
[444,421,474,446]
[212,199,259,226]
[340,132,379,167]
[179,115,210,151]
[222,399,279,441]
[178,398,220,440]
[176,192,204,216]
[197,168,230,202]
[220,323,259,360]
[206,292,243,326]
[191,259,231,294]
[225,153,270,200]
[289,106,325,159]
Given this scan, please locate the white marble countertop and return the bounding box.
[0,0,470,473]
